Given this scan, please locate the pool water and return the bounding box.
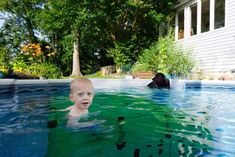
[0,85,235,157]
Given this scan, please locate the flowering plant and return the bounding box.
[20,43,55,63]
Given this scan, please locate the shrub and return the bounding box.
[12,59,62,78]
[0,47,11,75]
[10,42,62,78]
[132,35,194,77]
[107,42,132,67]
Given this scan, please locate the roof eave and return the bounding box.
[175,0,191,8]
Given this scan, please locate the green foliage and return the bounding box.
[0,46,9,65]
[0,46,10,74]
[85,71,105,78]
[132,35,195,77]
[107,42,132,66]
[1,0,178,77]
[12,59,62,79]
[103,0,176,68]
[130,62,152,73]
[0,0,42,43]
[0,16,28,58]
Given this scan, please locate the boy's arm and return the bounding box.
[57,106,72,112]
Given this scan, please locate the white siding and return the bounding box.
[177,0,235,72]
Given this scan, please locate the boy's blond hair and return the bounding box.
[70,78,93,93]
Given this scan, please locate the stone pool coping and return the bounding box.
[1,78,235,89]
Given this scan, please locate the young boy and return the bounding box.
[62,78,94,118]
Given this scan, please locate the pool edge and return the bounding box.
[0,78,235,88]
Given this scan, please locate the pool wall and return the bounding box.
[1,78,235,89]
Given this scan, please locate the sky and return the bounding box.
[0,19,4,27]
[0,12,5,28]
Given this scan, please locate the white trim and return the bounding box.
[197,0,202,34]
[210,0,215,31]
[184,7,187,38]
[189,6,192,37]
[225,0,227,27]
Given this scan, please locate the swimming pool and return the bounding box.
[0,79,235,157]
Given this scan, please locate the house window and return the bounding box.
[190,3,197,36]
[215,0,225,29]
[201,0,210,33]
[176,0,226,40]
[178,9,184,39]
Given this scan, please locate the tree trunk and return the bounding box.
[52,33,58,54]
[25,17,37,43]
[71,30,82,77]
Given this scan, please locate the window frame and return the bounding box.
[175,0,226,40]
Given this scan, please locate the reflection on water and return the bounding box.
[0,86,235,156]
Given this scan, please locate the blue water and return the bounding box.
[0,84,235,157]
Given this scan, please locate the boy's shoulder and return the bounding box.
[58,105,73,112]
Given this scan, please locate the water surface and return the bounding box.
[0,85,235,157]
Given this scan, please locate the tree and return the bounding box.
[37,0,100,77]
[93,0,177,67]
[0,0,45,43]
[0,0,178,77]
[0,15,30,69]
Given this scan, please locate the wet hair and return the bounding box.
[70,78,94,93]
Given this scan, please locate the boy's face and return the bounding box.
[70,82,94,110]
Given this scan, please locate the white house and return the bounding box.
[175,0,235,74]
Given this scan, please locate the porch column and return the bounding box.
[184,7,190,38]
[210,0,215,31]
[197,0,202,34]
